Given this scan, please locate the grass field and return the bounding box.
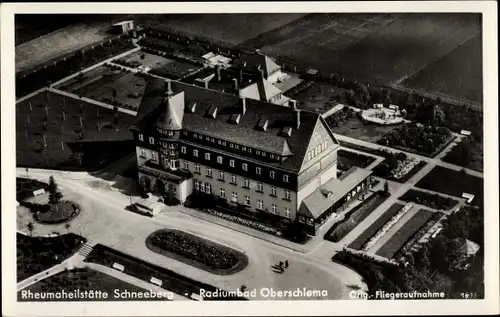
[116,51,174,69]
[324,193,388,243]
[442,137,483,172]
[16,91,136,171]
[289,82,346,113]
[56,65,147,110]
[330,117,398,143]
[337,149,376,170]
[415,166,483,206]
[146,13,308,47]
[18,268,153,301]
[348,203,404,250]
[402,35,482,105]
[399,189,459,211]
[375,209,435,258]
[17,233,85,282]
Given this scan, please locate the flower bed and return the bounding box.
[375,209,435,259]
[324,192,388,243]
[205,208,283,236]
[348,203,404,250]
[33,201,80,224]
[399,189,459,210]
[363,203,413,251]
[146,229,248,275]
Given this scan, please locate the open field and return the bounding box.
[145,13,308,47]
[17,233,85,282]
[16,91,136,171]
[18,268,152,301]
[324,193,388,243]
[401,35,482,105]
[348,203,404,250]
[329,117,397,144]
[55,65,147,110]
[375,209,435,259]
[415,166,483,206]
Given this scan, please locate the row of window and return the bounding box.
[307,141,329,161]
[194,180,291,218]
[139,149,159,162]
[189,132,282,161]
[187,162,291,200]
[184,147,289,182]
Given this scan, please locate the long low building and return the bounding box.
[131,75,373,235]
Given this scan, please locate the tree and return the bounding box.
[47,176,63,211]
[384,180,390,194]
[65,223,71,234]
[26,222,34,237]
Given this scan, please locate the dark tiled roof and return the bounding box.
[233,52,280,78]
[134,78,323,173]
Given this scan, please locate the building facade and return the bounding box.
[132,78,372,234]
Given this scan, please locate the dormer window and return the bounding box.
[149,137,155,145]
[229,113,241,124]
[138,134,144,141]
[168,131,174,136]
[321,188,333,198]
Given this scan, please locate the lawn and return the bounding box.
[150,59,200,80]
[328,115,398,144]
[18,268,156,301]
[415,166,483,206]
[348,203,404,250]
[56,65,148,110]
[288,82,347,114]
[16,177,48,201]
[85,244,246,300]
[399,189,459,211]
[16,91,136,171]
[402,35,482,106]
[324,192,388,243]
[375,209,435,259]
[146,229,248,275]
[115,51,174,69]
[337,149,376,170]
[17,233,85,282]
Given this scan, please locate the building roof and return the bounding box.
[233,51,280,78]
[239,78,283,102]
[456,238,480,256]
[298,167,372,218]
[133,77,329,173]
[155,92,185,130]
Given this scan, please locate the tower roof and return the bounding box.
[155,92,185,130]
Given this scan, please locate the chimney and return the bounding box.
[216,65,222,81]
[290,99,297,110]
[239,68,243,85]
[259,69,265,79]
[293,109,301,129]
[232,78,239,91]
[239,96,246,115]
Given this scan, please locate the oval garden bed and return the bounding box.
[145,229,248,275]
[33,201,81,224]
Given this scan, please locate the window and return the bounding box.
[270,171,275,179]
[284,190,291,200]
[138,134,144,141]
[217,140,222,145]
[270,154,274,159]
[256,150,261,155]
[257,200,263,210]
[181,146,186,154]
[183,162,189,170]
[205,136,210,141]
[230,143,234,148]
[283,174,289,183]
[244,178,249,188]
[262,152,266,157]
[193,149,199,157]
[193,133,198,138]
[169,149,175,155]
[244,195,250,206]
[149,137,155,145]
[285,207,291,218]
[242,146,247,151]
[232,192,238,203]
[206,168,212,177]
[256,167,262,175]
[271,204,277,214]
[220,188,226,198]
[235,144,239,150]
[248,148,252,153]
[205,183,212,194]
[151,152,158,162]
[231,175,237,184]
[139,149,146,158]
[217,156,223,164]
[271,186,276,196]
[211,138,215,143]
[242,163,248,171]
[257,182,263,192]
[168,131,174,136]
[219,171,225,180]
[194,180,200,191]
[222,141,227,146]
[169,143,176,149]
[195,164,200,173]
[200,182,205,192]
[169,184,175,192]
[205,153,211,160]
[230,160,235,167]
[308,152,312,160]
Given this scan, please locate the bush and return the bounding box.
[163,192,180,206]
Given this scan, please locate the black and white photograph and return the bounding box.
[1,2,498,316]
